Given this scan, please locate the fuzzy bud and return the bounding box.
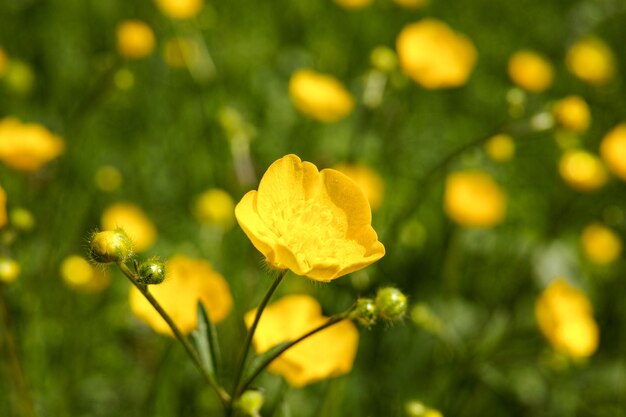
[89,229,134,264]
[137,258,166,285]
[375,287,407,321]
[351,298,378,327]
[238,389,264,417]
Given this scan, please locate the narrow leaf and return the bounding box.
[191,301,220,380]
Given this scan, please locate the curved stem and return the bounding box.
[237,313,349,395]
[117,262,231,406]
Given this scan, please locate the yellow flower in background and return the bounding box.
[130,256,233,335]
[334,0,372,10]
[553,96,591,133]
[155,0,204,20]
[484,134,515,162]
[0,47,7,77]
[566,37,615,86]
[192,188,235,229]
[0,118,64,172]
[444,170,506,228]
[60,256,111,293]
[0,185,6,229]
[0,258,20,284]
[396,19,477,89]
[101,203,157,252]
[245,294,359,387]
[289,69,355,123]
[600,124,626,181]
[507,50,554,92]
[393,0,429,9]
[332,163,384,211]
[581,223,622,265]
[535,278,599,358]
[235,154,385,282]
[558,150,607,192]
[116,20,155,60]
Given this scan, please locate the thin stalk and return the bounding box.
[117,262,231,406]
[237,314,349,395]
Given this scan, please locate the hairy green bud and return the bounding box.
[89,229,133,264]
[351,298,378,327]
[137,258,166,285]
[375,287,407,321]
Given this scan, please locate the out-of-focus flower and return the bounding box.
[163,37,199,68]
[507,50,554,93]
[484,133,515,162]
[130,255,233,335]
[0,47,7,77]
[553,96,590,133]
[405,401,443,417]
[558,149,607,192]
[10,208,35,231]
[289,69,355,123]
[535,278,599,358]
[444,170,506,228]
[0,118,64,172]
[116,20,155,59]
[101,203,157,252]
[235,154,385,282]
[60,255,110,293]
[245,294,359,387]
[393,0,429,9]
[193,188,235,229]
[370,46,398,73]
[581,223,622,265]
[0,258,20,284]
[95,165,122,192]
[566,37,615,86]
[155,0,204,20]
[396,19,477,89]
[0,185,6,229]
[332,163,384,211]
[600,124,626,181]
[334,0,372,10]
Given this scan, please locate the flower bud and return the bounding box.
[0,257,20,284]
[351,298,377,327]
[137,258,166,285]
[237,389,264,417]
[89,229,134,264]
[375,287,407,321]
[10,207,35,231]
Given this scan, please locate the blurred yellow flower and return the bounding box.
[0,258,20,284]
[116,20,155,59]
[393,0,429,9]
[155,0,204,20]
[101,203,157,252]
[552,96,590,133]
[235,154,385,282]
[0,47,7,77]
[334,0,372,9]
[581,223,622,265]
[0,185,6,229]
[130,255,233,335]
[600,124,626,181]
[0,118,64,172]
[566,37,615,86]
[484,134,515,162]
[60,255,111,293]
[332,163,384,211]
[192,188,235,229]
[535,278,599,358]
[289,69,355,123]
[245,294,359,387]
[507,50,554,92]
[558,150,607,192]
[396,19,477,89]
[444,170,506,228]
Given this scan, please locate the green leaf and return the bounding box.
[191,301,222,381]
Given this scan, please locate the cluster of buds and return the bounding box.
[351,287,408,327]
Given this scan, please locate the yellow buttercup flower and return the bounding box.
[245,294,359,387]
[235,155,385,282]
[192,188,235,229]
[444,170,506,228]
[558,149,607,192]
[535,278,599,358]
[0,118,64,172]
[60,255,110,293]
[396,19,477,89]
[334,0,372,9]
[600,124,626,181]
[484,134,515,162]
[101,203,157,252]
[393,0,429,9]
[130,255,233,335]
[553,96,590,133]
[581,223,622,265]
[155,0,204,20]
[566,37,615,86]
[116,20,155,59]
[289,69,355,123]
[0,258,20,284]
[0,185,6,229]
[332,163,384,211]
[507,50,554,92]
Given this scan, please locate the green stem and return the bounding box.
[230,270,287,401]
[237,313,349,395]
[117,262,231,406]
